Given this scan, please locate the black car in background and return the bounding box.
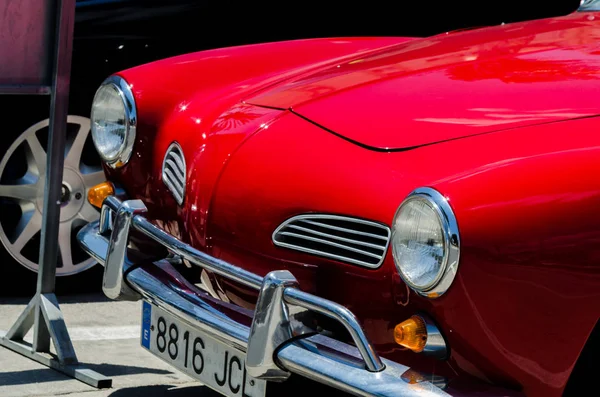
[0,0,579,293]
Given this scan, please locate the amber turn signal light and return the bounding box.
[88,181,114,208]
[394,315,428,353]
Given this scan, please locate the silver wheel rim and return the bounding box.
[0,116,104,276]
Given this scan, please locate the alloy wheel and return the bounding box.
[0,116,104,275]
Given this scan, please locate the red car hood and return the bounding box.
[245,13,600,149]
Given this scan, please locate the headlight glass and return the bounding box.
[91,76,136,167]
[91,84,126,161]
[392,199,445,289]
[392,188,460,298]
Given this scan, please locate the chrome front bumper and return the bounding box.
[77,196,449,397]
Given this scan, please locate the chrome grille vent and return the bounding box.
[162,142,186,205]
[272,214,391,268]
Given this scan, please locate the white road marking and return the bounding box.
[1,325,140,342]
[65,325,140,341]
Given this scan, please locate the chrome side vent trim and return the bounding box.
[272,214,391,268]
[162,142,186,205]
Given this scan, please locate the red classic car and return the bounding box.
[78,3,600,397]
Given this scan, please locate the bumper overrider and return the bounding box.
[77,196,450,397]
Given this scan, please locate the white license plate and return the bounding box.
[141,301,266,397]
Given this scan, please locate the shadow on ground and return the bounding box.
[104,383,332,397]
[105,385,221,397]
[0,263,105,298]
[0,292,111,305]
[0,363,172,387]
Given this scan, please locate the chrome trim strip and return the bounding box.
[392,187,460,298]
[162,177,183,205]
[167,150,185,170]
[273,241,384,268]
[163,168,184,191]
[165,159,185,181]
[300,218,389,241]
[273,214,391,269]
[77,197,452,396]
[286,224,386,250]
[91,75,137,169]
[162,142,186,205]
[279,231,383,259]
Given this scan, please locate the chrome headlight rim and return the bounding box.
[392,187,460,298]
[91,75,137,168]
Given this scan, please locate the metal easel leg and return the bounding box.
[0,0,111,388]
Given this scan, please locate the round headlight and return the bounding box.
[392,187,460,298]
[91,75,136,168]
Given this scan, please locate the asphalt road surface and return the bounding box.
[0,292,221,397]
